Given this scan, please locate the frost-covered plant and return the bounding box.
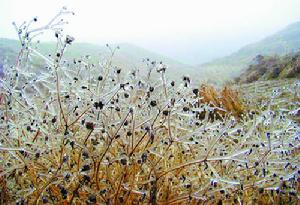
[0,8,299,204]
[12,7,74,69]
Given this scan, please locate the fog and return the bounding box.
[1,0,300,64]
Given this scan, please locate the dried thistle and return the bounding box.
[0,9,299,205]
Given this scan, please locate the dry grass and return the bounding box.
[198,85,245,121]
[0,166,10,204]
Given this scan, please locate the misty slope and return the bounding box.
[200,21,300,83]
[0,38,196,80]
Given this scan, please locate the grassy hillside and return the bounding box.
[235,52,300,84]
[199,21,300,83]
[0,38,197,80]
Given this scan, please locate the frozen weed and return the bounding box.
[0,8,299,204]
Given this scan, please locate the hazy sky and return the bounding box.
[1,0,300,64]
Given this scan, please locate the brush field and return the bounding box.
[0,8,299,205]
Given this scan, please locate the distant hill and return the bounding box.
[2,21,300,84]
[0,38,19,65]
[199,21,300,83]
[0,38,197,80]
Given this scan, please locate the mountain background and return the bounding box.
[0,38,197,80]
[1,21,300,83]
[199,21,300,82]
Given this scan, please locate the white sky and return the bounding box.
[1,0,300,64]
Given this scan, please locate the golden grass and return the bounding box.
[199,85,245,121]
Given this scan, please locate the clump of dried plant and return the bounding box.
[198,85,245,121]
[0,8,299,204]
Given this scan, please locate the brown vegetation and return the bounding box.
[0,166,10,204]
[236,53,300,84]
[198,85,245,121]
